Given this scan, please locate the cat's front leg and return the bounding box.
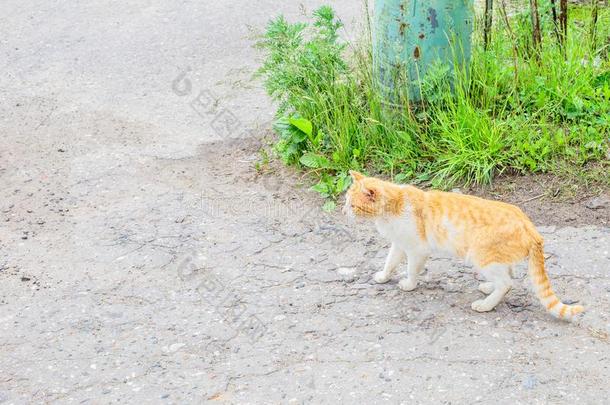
[374,243,405,283]
[398,252,428,291]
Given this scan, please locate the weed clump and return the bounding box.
[257,4,610,203]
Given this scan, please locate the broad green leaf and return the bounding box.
[288,117,313,136]
[335,173,351,193]
[394,172,411,183]
[300,152,331,168]
[311,182,330,197]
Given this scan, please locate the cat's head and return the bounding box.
[343,171,404,219]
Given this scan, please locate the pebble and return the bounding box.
[337,267,355,276]
[585,196,609,210]
[168,343,185,352]
[563,299,579,305]
[522,374,537,389]
[379,373,391,382]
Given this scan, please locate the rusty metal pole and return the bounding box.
[373,0,474,102]
[484,0,493,50]
[530,0,542,57]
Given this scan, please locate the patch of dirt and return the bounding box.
[467,172,610,228]
[209,137,609,228]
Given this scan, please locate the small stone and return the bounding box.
[522,374,536,390]
[337,267,355,276]
[585,196,609,210]
[168,343,185,352]
[563,299,579,305]
[378,371,391,382]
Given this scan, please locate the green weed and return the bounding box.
[256,3,610,205]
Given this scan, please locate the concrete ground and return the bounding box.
[1,0,609,403]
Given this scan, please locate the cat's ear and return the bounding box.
[349,170,364,182]
[363,185,377,201]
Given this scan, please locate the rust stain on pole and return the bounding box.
[427,8,439,31]
[373,0,473,101]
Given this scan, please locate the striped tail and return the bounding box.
[528,241,584,321]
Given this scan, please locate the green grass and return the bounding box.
[256,3,610,201]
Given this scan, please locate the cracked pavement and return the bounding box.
[1,0,609,403]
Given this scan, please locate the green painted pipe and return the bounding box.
[373,0,474,102]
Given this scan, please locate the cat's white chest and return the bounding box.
[375,218,397,240]
[375,212,419,246]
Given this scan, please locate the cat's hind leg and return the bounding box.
[478,282,495,295]
[374,243,405,283]
[398,252,428,292]
[471,264,512,312]
[478,265,514,294]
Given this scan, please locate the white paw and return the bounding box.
[471,299,495,313]
[398,278,417,292]
[373,271,391,284]
[478,282,495,295]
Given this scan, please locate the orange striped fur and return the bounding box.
[344,171,584,321]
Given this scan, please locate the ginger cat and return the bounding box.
[344,171,584,321]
